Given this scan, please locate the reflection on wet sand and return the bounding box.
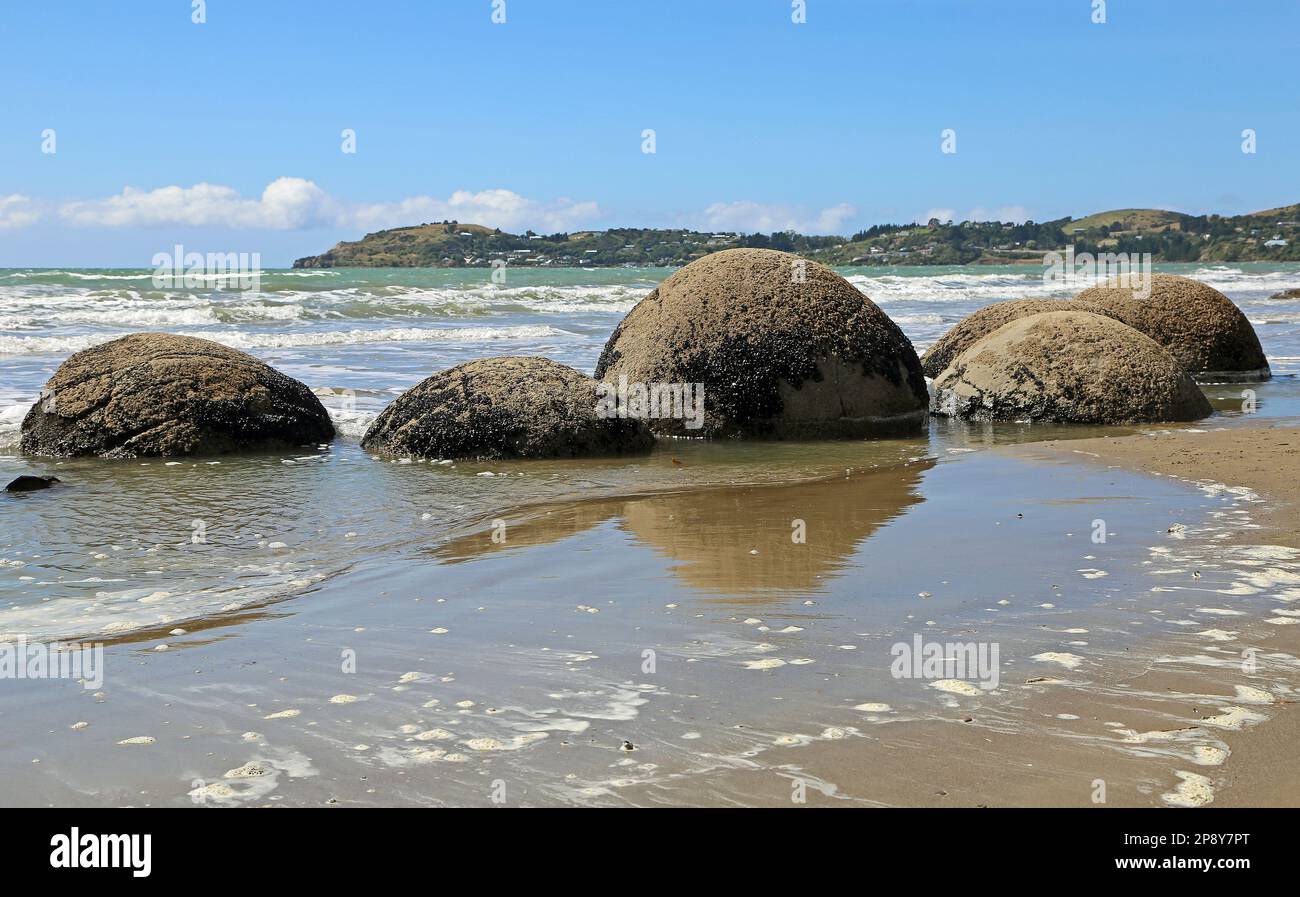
[432,500,623,564]
[432,458,933,599]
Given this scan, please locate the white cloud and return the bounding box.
[59,178,330,229]
[345,189,599,233]
[920,205,1033,225]
[0,195,39,229]
[54,179,599,233]
[964,205,1032,223]
[695,201,857,234]
[7,183,874,236]
[921,208,957,224]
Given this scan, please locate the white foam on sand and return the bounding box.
[1232,685,1274,704]
[1192,745,1228,766]
[188,743,317,806]
[464,733,549,752]
[1162,771,1215,807]
[1032,652,1084,670]
[1200,706,1268,730]
[929,679,983,696]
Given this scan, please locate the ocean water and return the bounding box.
[1,262,1298,642]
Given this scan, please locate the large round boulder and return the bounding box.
[594,248,928,438]
[360,356,653,460]
[920,298,1099,378]
[20,333,334,457]
[1074,274,1269,381]
[930,311,1212,424]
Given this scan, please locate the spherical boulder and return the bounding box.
[929,311,1212,424]
[594,248,928,438]
[920,298,1100,379]
[1074,274,1269,381]
[20,333,334,458]
[360,356,654,460]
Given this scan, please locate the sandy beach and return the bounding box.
[1025,424,1300,807]
[4,416,1298,807]
[610,423,1300,807]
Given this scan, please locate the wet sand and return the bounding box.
[1023,423,1300,808]
[9,426,1299,806]
[703,422,1300,808]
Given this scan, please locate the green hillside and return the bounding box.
[1060,208,1189,234]
[293,204,1300,269]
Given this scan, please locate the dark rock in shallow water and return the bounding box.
[20,333,335,458]
[929,310,1212,425]
[594,248,928,438]
[361,356,654,460]
[5,475,60,492]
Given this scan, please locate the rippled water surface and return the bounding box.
[2,262,1298,639]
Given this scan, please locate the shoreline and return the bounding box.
[8,423,1298,806]
[1013,422,1300,807]
[611,421,1300,807]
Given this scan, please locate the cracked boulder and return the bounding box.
[929,310,1212,424]
[1074,273,1269,381]
[361,356,654,460]
[920,298,1105,379]
[594,248,928,438]
[20,333,335,457]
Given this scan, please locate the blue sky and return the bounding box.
[1,0,1297,265]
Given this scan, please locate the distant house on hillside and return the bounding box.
[1264,237,1288,247]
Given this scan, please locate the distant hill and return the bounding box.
[1252,202,1300,219]
[294,222,843,269]
[1060,208,1189,234]
[298,222,501,267]
[293,204,1300,269]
